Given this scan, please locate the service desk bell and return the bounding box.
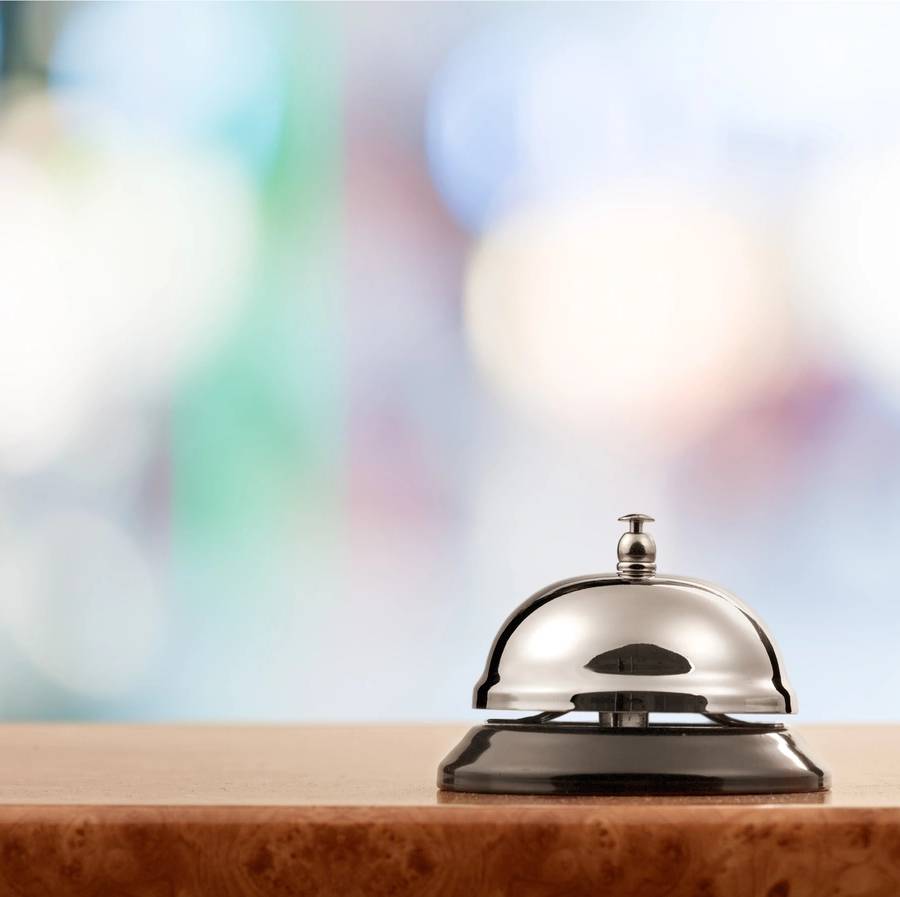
[438,514,828,795]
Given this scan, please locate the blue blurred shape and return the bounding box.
[425,22,536,232]
[50,2,286,172]
[425,10,716,232]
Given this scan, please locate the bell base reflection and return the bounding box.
[438,723,829,796]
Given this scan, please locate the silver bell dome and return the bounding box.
[474,514,795,715]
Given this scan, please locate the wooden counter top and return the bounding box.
[0,724,896,895]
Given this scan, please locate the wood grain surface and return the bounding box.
[0,724,895,896]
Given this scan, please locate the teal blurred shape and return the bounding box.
[49,2,287,175]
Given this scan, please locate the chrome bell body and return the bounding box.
[439,514,828,795]
[475,574,793,715]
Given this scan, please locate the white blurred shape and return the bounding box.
[795,149,900,398]
[705,3,900,141]
[76,143,258,395]
[0,92,258,472]
[0,510,163,697]
[50,2,284,168]
[0,151,92,469]
[465,186,791,446]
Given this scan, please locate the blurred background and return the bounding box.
[0,1,897,722]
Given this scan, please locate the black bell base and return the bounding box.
[438,723,829,796]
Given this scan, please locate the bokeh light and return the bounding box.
[704,3,900,146]
[426,11,719,233]
[0,509,163,697]
[0,91,258,472]
[0,145,94,470]
[50,2,285,172]
[794,147,900,403]
[425,21,535,232]
[465,185,793,447]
